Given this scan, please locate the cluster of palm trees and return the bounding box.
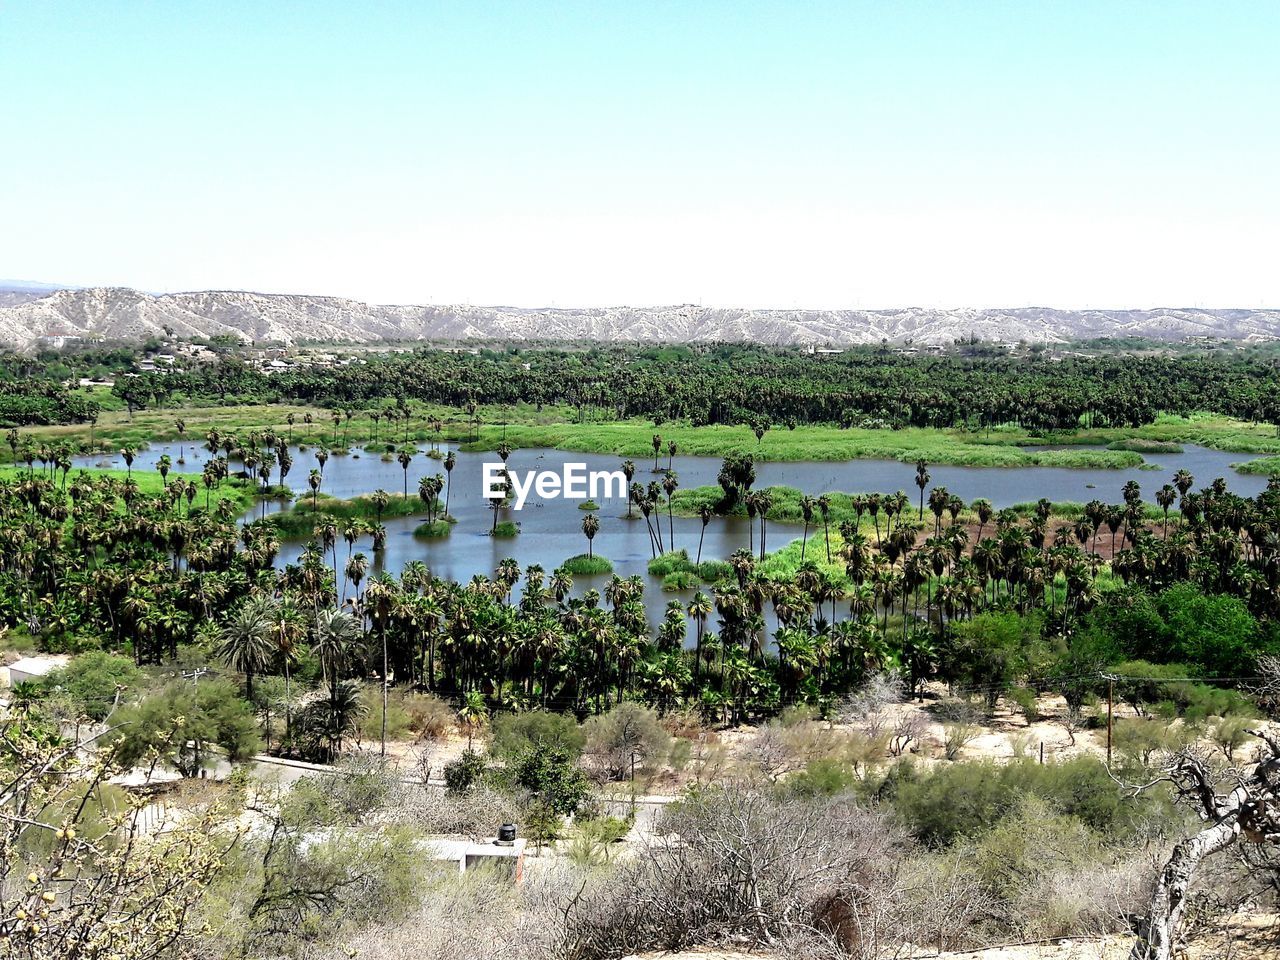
[6,402,1280,765]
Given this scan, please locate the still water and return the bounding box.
[78,441,1270,643]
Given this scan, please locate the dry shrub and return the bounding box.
[1018,853,1152,941]
[838,672,904,742]
[393,782,522,840]
[561,782,910,960]
[308,867,575,960]
[401,692,454,741]
[661,705,715,741]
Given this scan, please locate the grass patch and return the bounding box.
[1233,456,1280,476]
[0,465,256,515]
[267,492,426,537]
[17,403,1280,466]
[662,571,698,591]
[560,554,612,575]
[693,559,734,584]
[648,550,696,576]
[459,420,1148,468]
[649,549,730,585]
[578,499,600,511]
[413,520,452,538]
[1107,438,1183,454]
[491,520,519,537]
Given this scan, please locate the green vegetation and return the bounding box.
[491,519,519,537]
[561,554,613,575]
[648,549,738,584]
[1107,438,1183,453]
[413,519,452,538]
[267,491,419,537]
[1233,455,1280,475]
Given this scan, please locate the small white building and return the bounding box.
[5,655,69,687]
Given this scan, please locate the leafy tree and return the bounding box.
[43,650,142,721]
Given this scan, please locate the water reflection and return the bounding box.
[78,441,1271,646]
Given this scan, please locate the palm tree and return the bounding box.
[397,448,413,500]
[696,504,713,564]
[370,488,390,524]
[799,495,816,560]
[216,594,275,701]
[915,460,930,520]
[443,451,456,517]
[621,460,636,517]
[270,596,306,750]
[121,446,136,479]
[157,454,172,488]
[687,589,712,680]
[662,471,678,551]
[308,469,322,511]
[346,552,369,602]
[582,512,600,558]
[313,607,364,727]
[458,690,488,749]
[651,434,662,472]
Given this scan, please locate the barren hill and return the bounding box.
[1,286,1278,348]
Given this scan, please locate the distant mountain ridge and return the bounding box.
[0,286,1277,348]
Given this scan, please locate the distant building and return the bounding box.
[37,332,83,350]
[5,655,69,687]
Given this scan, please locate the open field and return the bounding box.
[23,397,1280,469]
[0,463,258,513]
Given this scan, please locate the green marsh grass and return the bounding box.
[560,554,612,575]
[413,520,452,538]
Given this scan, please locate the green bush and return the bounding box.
[693,559,734,583]
[582,702,670,780]
[889,756,1164,848]
[44,650,144,721]
[413,520,451,538]
[490,711,585,761]
[648,550,695,577]
[561,554,613,575]
[401,693,454,740]
[506,742,592,816]
[1008,687,1041,724]
[443,749,488,794]
[662,571,698,591]
[491,520,519,537]
[784,758,858,798]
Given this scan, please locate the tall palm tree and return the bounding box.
[621,460,636,517]
[397,448,413,500]
[458,690,488,749]
[443,451,456,517]
[313,607,364,717]
[662,471,678,551]
[582,512,600,558]
[915,460,930,520]
[216,594,275,702]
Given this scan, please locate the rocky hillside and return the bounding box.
[1,286,1278,348]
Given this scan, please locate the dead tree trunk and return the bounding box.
[1129,732,1280,960]
[1131,816,1241,960]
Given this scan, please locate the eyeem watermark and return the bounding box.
[482,463,627,510]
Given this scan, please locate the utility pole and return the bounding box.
[1101,673,1117,768]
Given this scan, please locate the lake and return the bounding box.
[77,440,1271,644]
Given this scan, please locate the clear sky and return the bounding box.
[2,1,1277,309]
